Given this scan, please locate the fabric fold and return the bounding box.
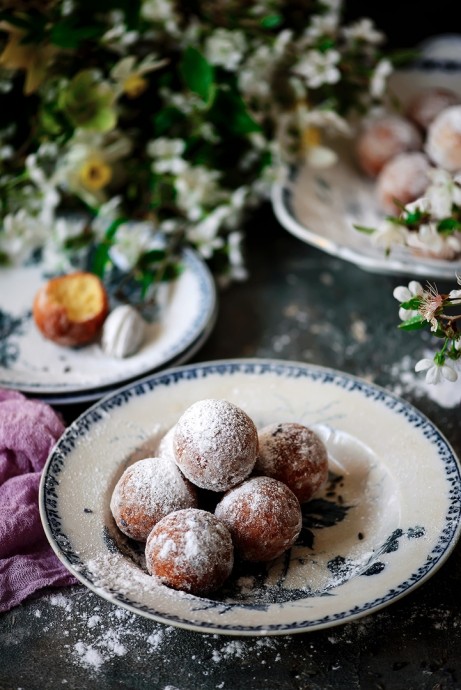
[0,389,78,613]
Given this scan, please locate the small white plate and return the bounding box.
[272,41,461,279]
[40,359,461,636]
[0,248,216,398]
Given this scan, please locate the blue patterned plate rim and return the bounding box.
[39,358,461,636]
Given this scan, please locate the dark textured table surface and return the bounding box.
[2,205,461,690]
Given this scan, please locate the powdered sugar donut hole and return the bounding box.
[173,399,258,492]
[110,457,198,541]
[375,151,432,214]
[254,422,329,503]
[355,114,422,177]
[215,476,302,562]
[406,87,461,131]
[156,425,176,463]
[425,105,461,171]
[145,508,234,595]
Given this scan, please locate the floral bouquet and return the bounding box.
[0,0,393,306]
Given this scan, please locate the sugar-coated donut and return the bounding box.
[356,114,422,177]
[215,476,302,562]
[375,151,432,214]
[425,105,461,171]
[254,422,328,503]
[173,399,258,492]
[110,457,198,541]
[145,508,234,595]
[156,426,176,463]
[406,87,460,131]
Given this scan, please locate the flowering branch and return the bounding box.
[0,0,396,308]
[356,169,461,260]
[393,276,461,383]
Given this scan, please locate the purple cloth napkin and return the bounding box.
[0,388,78,612]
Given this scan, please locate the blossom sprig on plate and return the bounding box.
[393,276,461,384]
[0,0,396,305]
[356,169,461,260]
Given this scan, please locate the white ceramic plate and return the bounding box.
[272,39,461,279]
[0,248,216,398]
[39,359,461,636]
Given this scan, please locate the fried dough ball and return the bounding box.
[406,87,460,131]
[356,114,422,177]
[110,457,198,541]
[173,399,258,492]
[145,508,234,595]
[425,105,461,171]
[375,151,432,214]
[254,422,329,503]
[215,476,302,562]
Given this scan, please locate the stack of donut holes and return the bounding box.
[110,398,329,596]
[355,86,461,216]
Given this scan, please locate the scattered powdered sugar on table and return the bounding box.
[388,353,461,409]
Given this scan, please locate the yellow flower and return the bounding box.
[78,157,113,192]
[111,55,167,99]
[123,73,148,99]
[0,22,55,94]
[302,126,321,149]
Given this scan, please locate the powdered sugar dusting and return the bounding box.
[145,508,234,593]
[173,399,258,491]
[110,456,198,540]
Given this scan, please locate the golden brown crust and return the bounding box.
[32,271,109,347]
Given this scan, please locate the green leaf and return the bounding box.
[399,297,421,310]
[353,224,375,235]
[91,243,110,277]
[179,47,215,104]
[139,248,167,266]
[104,217,127,240]
[437,217,461,235]
[398,315,426,331]
[210,87,261,135]
[260,14,282,29]
[50,23,102,49]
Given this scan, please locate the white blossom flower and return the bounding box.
[295,50,341,89]
[147,138,187,174]
[25,153,60,226]
[0,210,47,265]
[415,357,458,384]
[393,280,424,321]
[109,220,160,271]
[371,219,409,252]
[424,168,461,217]
[238,45,273,101]
[187,206,228,258]
[141,0,179,34]
[91,196,123,239]
[111,55,167,98]
[55,131,132,206]
[448,275,461,302]
[370,59,393,99]
[303,14,339,40]
[342,18,385,45]
[174,166,221,220]
[41,216,88,273]
[227,230,248,282]
[205,29,247,71]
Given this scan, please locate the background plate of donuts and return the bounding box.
[0,248,217,404]
[39,359,461,635]
[272,35,461,280]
